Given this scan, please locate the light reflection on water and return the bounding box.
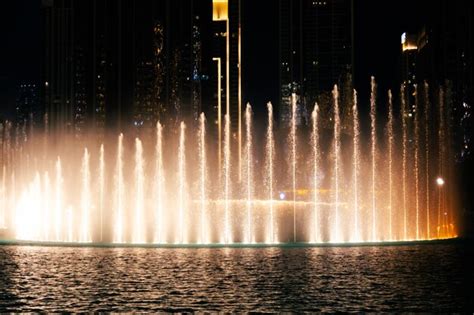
[0,243,472,312]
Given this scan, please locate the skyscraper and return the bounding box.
[41,0,212,136]
[278,0,353,126]
[15,83,40,127]
[211,0,242,173]
[41,0,74,135]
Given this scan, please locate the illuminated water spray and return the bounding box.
[114,134,124,243]
[266,102,275,243]
[438,88,445,238]
[3,78,457,246]
[414,86,421,240]
[290,93,297,242]
[352,90,361,241]
[178,122,186,244]
[387,90,394,240]
[54,157,63,242]
[311,103,321,243]
[79,148,91,243]
[42,172,51,241]
[198,114,208,244]
[223,114,231,244]
[370,77,377,241]
[244,104,254,244]
[0,166,5,228]
[401,86,408,240]
[155,122,165,244]
[133,138,145,244]
[99,144,105,242]
[424,82,430,239]
[332,85,342,242]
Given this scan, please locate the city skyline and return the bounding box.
[3,0,469,121]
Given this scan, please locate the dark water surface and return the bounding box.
[0,241,473,312]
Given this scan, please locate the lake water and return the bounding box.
[0,241,473,312]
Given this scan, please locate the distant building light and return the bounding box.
[213,0,228,21]
[45,81,49,87]
[401,32,418,51]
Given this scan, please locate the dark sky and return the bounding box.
[0,0,40,118]
[0,0,426,119]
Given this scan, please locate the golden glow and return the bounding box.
[2,80,458,245]
[401,32,417,51]
[213,0,228,21]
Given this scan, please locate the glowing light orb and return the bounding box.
[436,177,445,186]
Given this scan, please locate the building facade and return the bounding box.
[278,0,354,126]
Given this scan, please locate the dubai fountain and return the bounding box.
[0,80,458,246]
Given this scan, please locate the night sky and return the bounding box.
[0,0,426,119]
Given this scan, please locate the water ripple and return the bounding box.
[0,243,473,312]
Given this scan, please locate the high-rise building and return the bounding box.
[41,0,212,136]
[278,0,353,126]
[210,0,242,174]
[210,0,241,128]
[400,0,473,162]
[400,32,418,115]
[41,0,74,135]
[15,83,40,128]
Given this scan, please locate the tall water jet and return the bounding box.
[401,85,408,240]
[424,82,431,239]
[198,113,208,244]
[244,104,254,244]
[2,78,459,246]
[10,172,15,233]
[352,90,361,241]
[387,90,394,240]
[155,122,165,243]
[290,93,297,242]
[414,86,421,239]
[42,172,51,241]
[265,102,275,243]
[99,144,105,242]
[437,88,445,238]
[133,138,145,244]
[332,86,342,242]
[54,157,63,242]
[0,165,5,228]
[66,206,73,242]
[15,173,41,241]
[311,103,321,243]
[114,133,124,243]
[223,114,231,244]
[178,122,187,244]
[80,148,91,243]
[370,77,377,241]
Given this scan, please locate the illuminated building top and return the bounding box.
[213,0,228,21]
[401,32,417,51]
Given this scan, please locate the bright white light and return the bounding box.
[436,177,445,186]
[279,192,285,200]
[401,32,406,44]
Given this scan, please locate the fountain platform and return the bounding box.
[0,237,460,249]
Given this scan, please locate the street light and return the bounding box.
[436,177,445,186]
